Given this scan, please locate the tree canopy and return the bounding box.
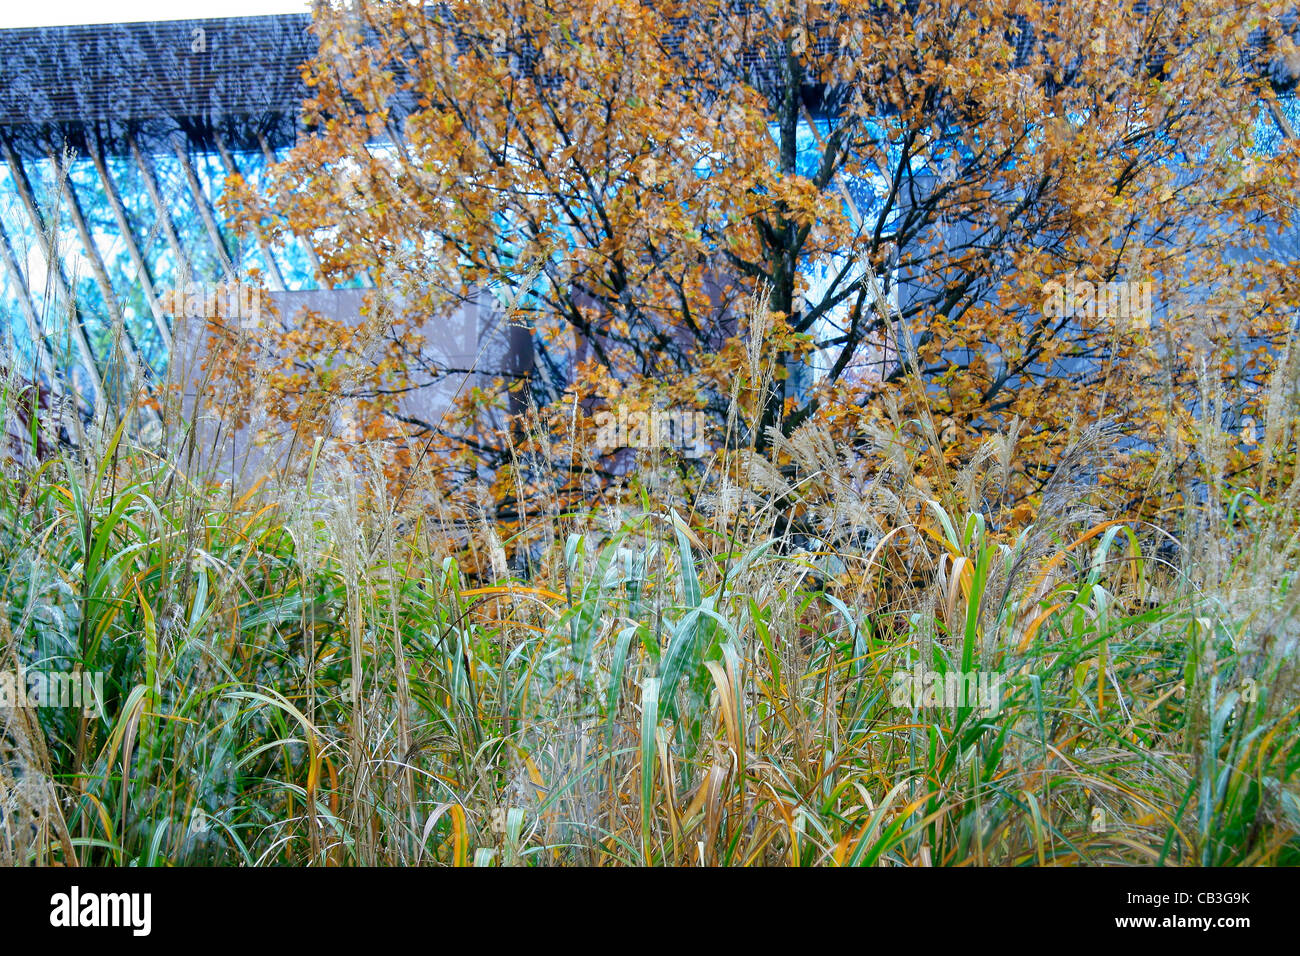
[223,0,1300,527]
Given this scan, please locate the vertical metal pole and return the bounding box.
[0,135,106,410]
[173,135,235,278]
[212,131,286,291]
[89,142,173,349]
[51,147,159,422]
[257,131,328,286]
[1267,96,1296,140]
[0,213,55,382]
[128,132,191,281]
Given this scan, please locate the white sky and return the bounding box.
[0,1,313,29]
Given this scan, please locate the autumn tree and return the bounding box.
[225,0,1300,524]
